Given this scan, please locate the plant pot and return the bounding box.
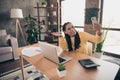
[57,69,67,78]
[42,5,47,7]
[93,52,103,58]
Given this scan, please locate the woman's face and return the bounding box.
[64,23,76,36]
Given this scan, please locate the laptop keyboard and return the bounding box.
[58,57,66,63]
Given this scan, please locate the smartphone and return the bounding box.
[91,17,97,24]
[91,17,98,30]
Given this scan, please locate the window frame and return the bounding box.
[100,0,120,56]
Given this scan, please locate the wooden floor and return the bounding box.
[0,59,30,77]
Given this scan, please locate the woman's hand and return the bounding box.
[93,23,101,31]
[93,23,102,36]
[51,32,63,37]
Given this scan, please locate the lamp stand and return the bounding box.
[16,19,26,45]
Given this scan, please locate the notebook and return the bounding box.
[78,59,100,69]
[38,41,72,64]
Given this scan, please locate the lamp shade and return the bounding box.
[10,8,23,18]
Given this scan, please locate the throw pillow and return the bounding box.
[0,34,10,47]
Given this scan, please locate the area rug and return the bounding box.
[0,59,30,77]
[0,64,31,77]
[0,65,49,80]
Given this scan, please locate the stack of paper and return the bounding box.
[22,47,42,57]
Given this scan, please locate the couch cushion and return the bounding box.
[0,29,7,35]
[0,47,12,54]
[0,34,10,47]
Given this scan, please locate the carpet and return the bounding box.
[0,65,49,80]
[0,59,30,77]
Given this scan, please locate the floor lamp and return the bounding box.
[10,8,26,45]
[10,8,26,80]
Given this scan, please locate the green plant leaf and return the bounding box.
[95,25,111,53]
[24,14,39,44]
[57,63,66,71]
[41,0,47,5]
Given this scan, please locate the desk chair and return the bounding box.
[87,42,93,56]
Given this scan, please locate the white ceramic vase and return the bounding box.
[42,5,46,7]
[93,52,103,59]
[57,69,67,78]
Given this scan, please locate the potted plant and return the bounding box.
[94,28,109,58]
[57,63,66,78]
[24,14,39,44]
[41,0,47,7]
[94,40,104,58]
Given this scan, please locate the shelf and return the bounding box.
[45,36,58,43]
[38,24,58,26]
[34,16,58,18]
[48,24,58,26]
[34,6,60,9]
[41,32,46,34]
[34,2,60,43]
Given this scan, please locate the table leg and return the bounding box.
[19,55,25,80]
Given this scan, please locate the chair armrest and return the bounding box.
[87,42,93,56]
[10,36,19,60]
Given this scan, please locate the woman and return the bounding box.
[52,22,102,55]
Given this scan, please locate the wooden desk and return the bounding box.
[16,43,119,80]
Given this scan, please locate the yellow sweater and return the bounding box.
[59,32,102,54]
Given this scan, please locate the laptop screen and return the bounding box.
[38,41,63,63]
[38,41,72,64]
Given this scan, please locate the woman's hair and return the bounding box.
[62,22,71,32]
[62,22,81,51]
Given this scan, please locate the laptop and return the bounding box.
[38,41,72,64]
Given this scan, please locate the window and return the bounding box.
[61,0,85,26]
[102,0,120,55]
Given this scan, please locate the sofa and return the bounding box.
[0,29,19,62]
